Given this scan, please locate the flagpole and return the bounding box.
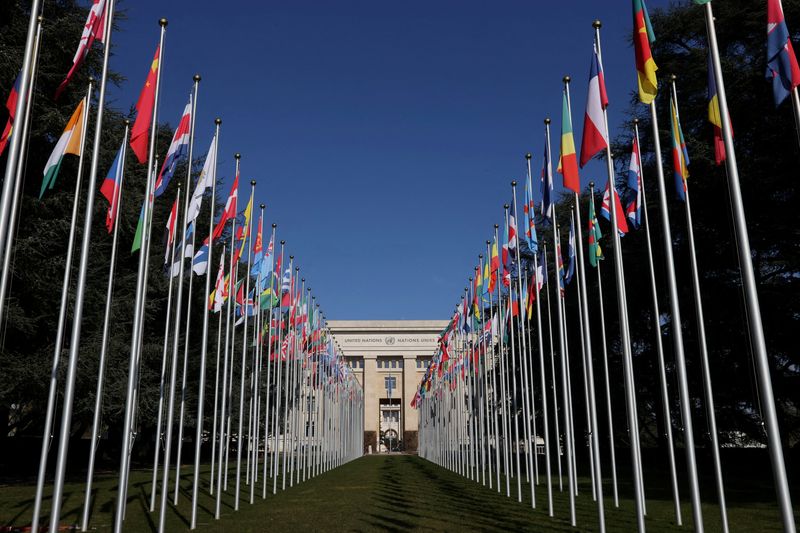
[557,224,578,500]
[542,242,562,493]
[148,194,179,513]
[249,204,266,502]
[0,0,43,327]
[114,19,166,533]
[48,5,117,531]
[209,244,226,497]
[532,247,553,516]
[81,120,128,532]
[668,77,730,532]
[261,225,276,496]
[706,4,796,530]
[31,75,92,533]
[0,16,43,323]
[493,226,512,499]
[215,204,238,519]
[590,20,645,532]
[485,240,501,493]
[272,243,286,493]
[546,120,575,524]
[235,180,257,508]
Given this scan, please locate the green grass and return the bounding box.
[1,454,796,532]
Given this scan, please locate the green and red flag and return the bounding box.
[632,0,658,104]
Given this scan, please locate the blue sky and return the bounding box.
[104,0,675,320]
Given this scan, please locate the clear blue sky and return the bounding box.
[104,0,675,320]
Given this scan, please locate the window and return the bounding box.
[377,359,383,369]
[391,360,397,369]
[384,376,397,391]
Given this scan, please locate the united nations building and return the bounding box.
[327,320,448,453]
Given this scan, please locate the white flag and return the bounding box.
[186,134,217,224]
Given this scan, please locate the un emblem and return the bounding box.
[385,336,396,345]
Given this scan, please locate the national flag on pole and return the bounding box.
[588,189,604,267]
[523,170,538,253]
[767,0,800,106]
[250,213,264,277]
[131,201,145,253]
[233,190,254,264]
[211,174,238,241]
[192,242,209,276]
[540,142,554,222]
[0,71,21,157]
[601,179,630,235]
[707,52,727,165]
[633,0,658,104]
[257,234,275,293]
[556,240,566,297]
[670,93,689,202]
[508,200,518,253]
[154,95,192,196]
[130,45,160,164]
[210,253,226,311]
[558,91,580,192]
[41,99,86,198]
[55,0,106,99]
[164,194,179,263]
[100,138,125,233]
[536,249,547,292]
[187,134,217,223]
[580,45,610,168]
[488,239,499,293]
[626,135,643,229]
[564,215,576,285]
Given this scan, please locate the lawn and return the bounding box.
[1,454,796,532]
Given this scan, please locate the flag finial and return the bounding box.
[234,152,240,159]
[589,181,595,187]
[544,117,551,125]
[159,18,168,27]
[486,240,490,244]
[670,73,677,81]
[123,119,130,126]
[503,204,509,209]
[525,153,531,160]
[193,74,201,82]
[260,203,265,209]
[511,180,517,186]
[479,254,483,258]
[214,118,221,125]
[592,20,601,29]
[250,179,256,186]
[272,223,277,228]
[563,75,571,83]
[633,118,639,125]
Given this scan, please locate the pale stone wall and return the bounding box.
[327,320,448,452]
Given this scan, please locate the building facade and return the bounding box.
[327,320,448,453]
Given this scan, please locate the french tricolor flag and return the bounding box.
[154,94,192,197]
[580,46,609,168]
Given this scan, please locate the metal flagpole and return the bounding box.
[592,20,645,533]
[632,120,681,521]
[546,120,575,524]
[0,15,43,321]
[149,188,180,512]
[493,227,511,499]
[670,77,729,532]
[261,226,276,495]
[81,120,128,532]
[486,240,501,492]
[209,245,226,496]
[0,0,43,327]
[563,76,605,527]
[49,6,117,532]
[272,244,286,493]
[114,18,165,533]
[588,183,619,509]
[31,73,91,532]
[250,205,266,501]
[235,180,256,508]
[558,224,578,500]
[542,242,562,495]
[215,207,237,519]
[532,247,553,516]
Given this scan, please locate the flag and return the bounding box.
[488,240,499,293]
[588,190,604,267]
[187,135,218,223]
[556,240,566,297]
[523,169,538,253]
[601,180,629,235]
[130,45,160,164]
[580,45,610,168]
[164,194,179,263]
[558,91,580,192]
[508,199,518,253]
[41,99,86,198]
[211,174,238,241]
[564,215,576,285]
[131,201,145,253]
[192,242,209,276]
[767,0,800,106]
[535,249,546,293]
[257,234,275,293]
[100,138,125,233]
[633,0,658,104]
[210,254,226,312]
[55,0,106,99]
[233,190,254,264]
[670,93,689,202]
[540,142,553,222]
[0,71,21,157]
[626,135,643,229]
[154,95,192,196]
[707,51,727,165]
[250,212,264,278]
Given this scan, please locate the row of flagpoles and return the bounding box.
[413,2,796,532]
[1,2,364,532]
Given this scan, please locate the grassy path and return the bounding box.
[1,454,794,531]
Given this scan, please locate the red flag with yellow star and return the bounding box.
[130,45,160,163]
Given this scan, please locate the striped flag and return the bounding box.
[211,174,238,241]
[563,215,576,285]
[187,134,217,223]
[707,51,727,165]
[164,194,179,263]
[0,72,21,157]
[601,179,629,235]
[558,90,580,192]
[55,0,106,99]
[632,0,658,104]
[766,0,800,106]
[588,192,604,267]
[626,135,643,229]
[154,94,192,197]
[41,99,86,198]
[670,93,689,202]
[580,45,609,168]
[100,138,125,232]
[540,142,553,222]
[523,168,538,253]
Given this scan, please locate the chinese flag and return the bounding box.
[130,45,159,164]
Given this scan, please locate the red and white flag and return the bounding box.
[211,253,226,312]
[56,0,106,99]
[580,45,609,168]
[164,194,179,262]
[211,173,239,242]
[601,180,629,235]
